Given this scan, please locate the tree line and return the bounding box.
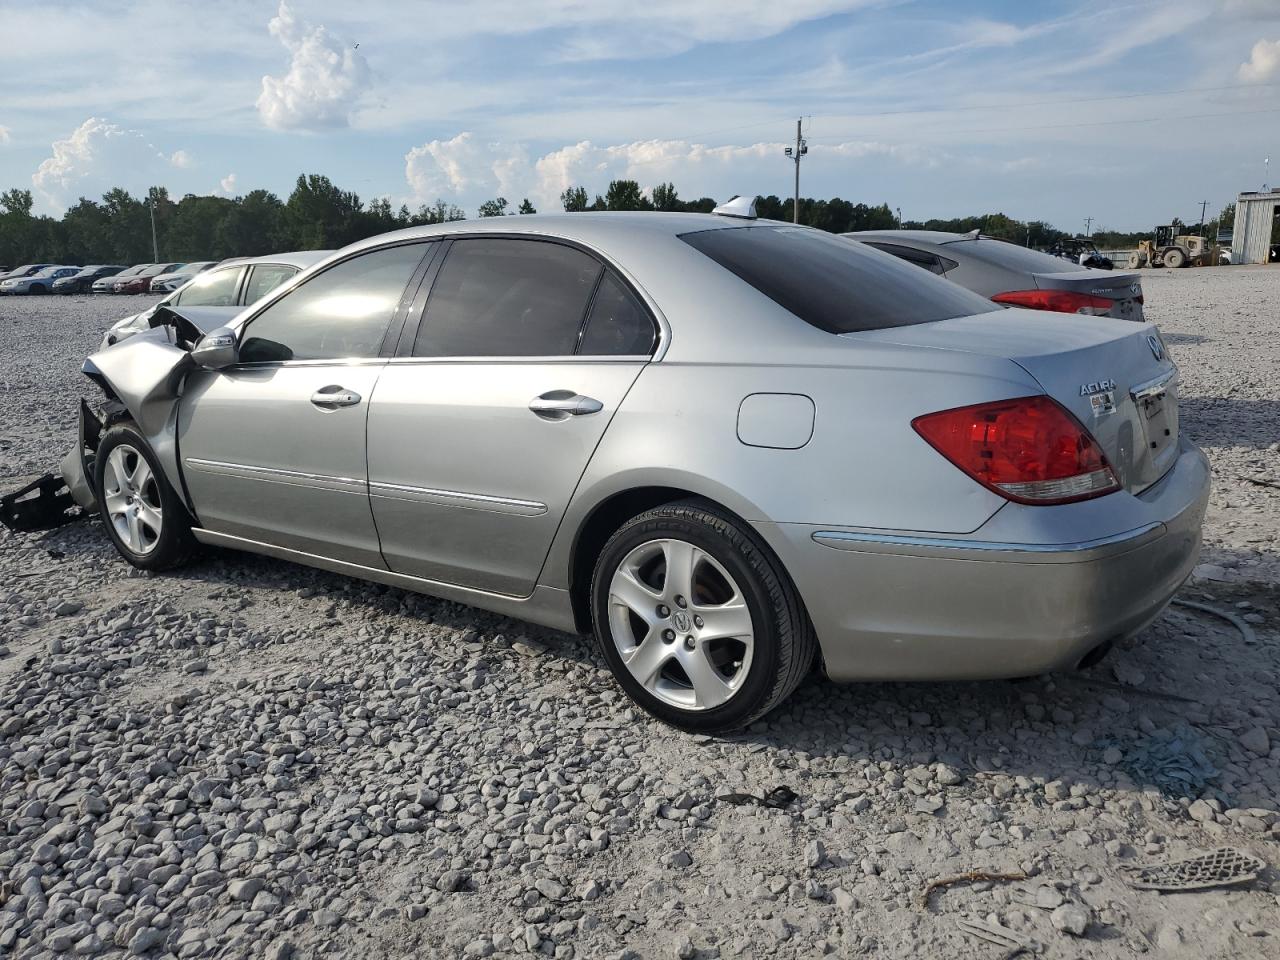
[0,171,1234,266]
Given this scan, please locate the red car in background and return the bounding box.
[113,262,184,293]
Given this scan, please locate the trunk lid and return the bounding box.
[852,310,1179,493]
[1033,269,1145,321]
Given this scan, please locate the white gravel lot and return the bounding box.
[1,268,1278,960]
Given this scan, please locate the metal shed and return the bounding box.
[1234,189,1280,264]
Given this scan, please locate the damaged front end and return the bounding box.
[2,305,222,533]
[0,400,108,531]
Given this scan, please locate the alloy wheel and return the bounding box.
[607,538,754,711]
[101,444,163,554]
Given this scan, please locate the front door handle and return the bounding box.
[311,386,362,409]
[529,391,604,421]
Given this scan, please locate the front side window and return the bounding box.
[173,266,243,306]
[578,272,656,355]
[243,263,299,304]
[413,239,602,357]
[239,243,427,363]
[680,225,999,334]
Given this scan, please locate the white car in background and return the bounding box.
[149,261,220,294]
[103,251,331,348]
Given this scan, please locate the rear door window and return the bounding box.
[680,226,998,334]
[413,239,602,357]
[243,263,300,304]
[578,272,657,356]
[173,266,244,306]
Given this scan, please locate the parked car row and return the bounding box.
[0,260,225,295]
[34,208,1204,732]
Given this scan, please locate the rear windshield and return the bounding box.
[944,238,1087,273]
[680,225,998,333]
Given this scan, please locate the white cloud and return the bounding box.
[1239,38,1280,81]
[405,132,941,212]
[31,117,170,211]
[219,173,238,195]
[257,0,371,130]
[0,126,10,145]
[169,149,194,168]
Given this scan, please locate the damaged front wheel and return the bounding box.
[95,422,197,571]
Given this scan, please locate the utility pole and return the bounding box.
[1083,216,1094,237]
[783,119,807,224]
[1197,200,1208,237]
[147,188,159,261]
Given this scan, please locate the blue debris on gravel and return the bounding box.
[1096,722,1220,797]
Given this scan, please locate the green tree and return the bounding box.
[560,186,589,212]
[651,182,680,211]
[477,197,509,218]
[517,198,536,215]
[282,174,363,249]
[603,180,650,211]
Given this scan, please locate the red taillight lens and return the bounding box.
[992,289,1115,315]
[912,395,1119,505]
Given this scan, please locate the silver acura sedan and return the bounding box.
[63,210,1209,731]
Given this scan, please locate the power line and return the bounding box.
[660,81,1280,148]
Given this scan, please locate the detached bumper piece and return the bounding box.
[0,474,82,532]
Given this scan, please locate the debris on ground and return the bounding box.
[716,785,798,809]
[1094,721,1220,796]
[919,869,1028,909]
[1119,848,1267,892]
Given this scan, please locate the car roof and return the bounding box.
[845,230,983,246]
[340,212,748,257]
[215,250,334,270]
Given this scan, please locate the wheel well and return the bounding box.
[568,486,708,632]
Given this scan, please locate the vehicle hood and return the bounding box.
[850,309,1179,493]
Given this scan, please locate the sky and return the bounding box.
[1,0,1277,232]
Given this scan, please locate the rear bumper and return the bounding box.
[756,437,1210,682]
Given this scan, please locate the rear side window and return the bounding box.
[864,242,957,276]
[239,243,426,363]
[173,266,243,306]
[243,263,299,303]
[578,272,656,355]
[680,225,998,333]
[413,239,602,357]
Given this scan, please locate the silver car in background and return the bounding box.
[65,212,1208,731]
[848,230,1146,321]
[102,251,331,348]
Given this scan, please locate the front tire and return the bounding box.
[95,422,197,571]
[590,500,815,732]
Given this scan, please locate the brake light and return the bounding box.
[912,396,1119,505]
[991,289,1114,315]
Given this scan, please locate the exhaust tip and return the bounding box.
[1076,639,1114,671]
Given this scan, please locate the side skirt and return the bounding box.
[190,527,580,635]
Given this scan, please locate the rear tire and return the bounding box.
[590,500,815,733]
[95,422,198,571]
[1163,247,1186,269]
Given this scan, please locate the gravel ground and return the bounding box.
[1,271,1278,960]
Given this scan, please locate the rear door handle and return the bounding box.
[311,386,362,409]
[529,392,604,421]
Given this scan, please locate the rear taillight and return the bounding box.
[991,289,1114,315]
[912,395,1119,505]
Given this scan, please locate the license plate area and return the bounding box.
[1131,370,1178,464]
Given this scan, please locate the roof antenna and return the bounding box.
[712,195,758,219]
